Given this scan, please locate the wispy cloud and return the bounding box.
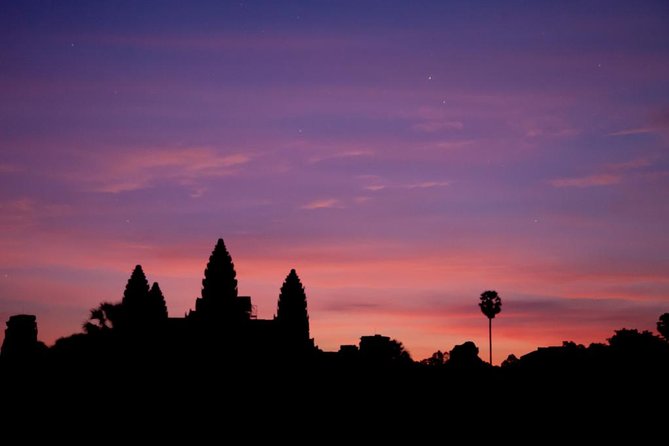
[412,120,463,133]
[0,198,35,228]
[608,127,657,137]
[0,198,71,230]
[605,158,651,171]
[433,140,476,151]
[308,150,373,164]
[609,107,669,137]
[406,181,451,189]
[549,157,652,188]
[84,147,251,193]
[301,198,341,210]
[549,174,621,188]
[525,127,579,138]
[364,180,450,191]
[403,105,465,134]
[353,196,372,204]
[0,163,20,174]
[323,301,382,312]
[0,198,33,212]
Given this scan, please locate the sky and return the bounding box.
[1,0,668,363]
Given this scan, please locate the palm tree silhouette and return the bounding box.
[479,290,502,365]
[83,302,123,334]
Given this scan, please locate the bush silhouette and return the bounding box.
[420,350,448,367]
[449,341,485,369]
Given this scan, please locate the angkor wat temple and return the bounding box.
[1,238,315,362]
[177,237,315,353]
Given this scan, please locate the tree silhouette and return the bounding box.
[608,328,664,350]
[657,313,669,341]
[448,341,485,368]
[83,302,124,334]
[501,354,519,368]
[420,350,448,367]
[276,269,310,343]
[359,335,412,365]
[479,290,502,365]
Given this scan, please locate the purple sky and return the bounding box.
[1,1,668,362]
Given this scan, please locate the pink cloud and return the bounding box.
[412,120,463,133]
[76,147,252,193]
[308,149,374,164]
[549,173,621,188]
[605,158,652,170]
[0,199,72,232]
[549,156,654,188]
[0,163,20,173]
[362,180,450,191]
[301,199,342,210]
[609,107,669,137]
[608,127,658,137]
[364,185,386,191]
[432,140,477,151]
[406,181,451,189]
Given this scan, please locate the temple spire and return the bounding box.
[193,238,246,321]
[276,269,310,344]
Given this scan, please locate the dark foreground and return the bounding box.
[2,340,667,437]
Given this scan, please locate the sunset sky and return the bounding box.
[1,1,668,363]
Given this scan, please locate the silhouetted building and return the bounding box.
[339,345,359,355]
[276,269,311,348]
[5,238,319,365]
[142,238,315,354]
[120,265,168,331]
[189,238,254,323]
[1,314,45,360]
[360,334,391,355]
[147,282,168,321]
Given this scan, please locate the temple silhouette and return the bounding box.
[1,239,669,441]
[0,314,47,361]
[1,238,320,371]
[126,238,312,356]
[2,236,669,404]
[171,238,316,354]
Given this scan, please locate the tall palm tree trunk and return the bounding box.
[489,317,492,365]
